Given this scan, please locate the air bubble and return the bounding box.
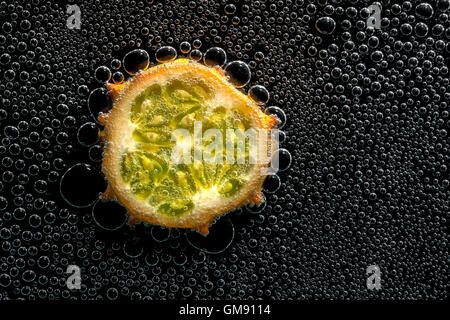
[112,71,124,84]
[415,22,429,37]
[123,239,143,258]
[106,288,119,300]
[224,61,251,88]
[95,66,112,83]
[173,253,187,266]
[246,194,267,214]
[192,39,202,49]
[272,149,292,172]
[77,122,99,147]
[77,85,89,97]
[179,41,191,54]
[88,87,112,121]
[224,4,236,15]
[265,106,286,129]
[203,47,227,67]
[437,0,450,11]
[192,251,206,264]
[111,59,121,70]
[262,174,281,194]
[186,217,234,254]
[415,3,434,19]
[155,46,177,63]
[60,163,106,208]
[189,49,202,61]
[151,226,170,243]
[315,17,336,35]
[92,199,127,231]
[254,52,264,61]
[144,253,159,269]
[4,126,19,140]
[0,53,11,65]
[0,274,11,287]
[123,49,150,75]
[248,85,270,105]
[88,145,103,162]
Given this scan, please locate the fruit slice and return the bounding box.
[100,58,277,235]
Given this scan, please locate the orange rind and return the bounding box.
[99,58,277,235]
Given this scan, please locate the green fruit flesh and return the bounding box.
[120,75,255,218]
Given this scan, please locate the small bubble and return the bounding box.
[123,49,150,75]
[415,3,434,19]
[151,226,170,242]
[77,85,89,97]
[192,251,206,264]
[22,270,36,283]
[88,145,103,162]
[95,66,112,83]
[246,194,266,214]
[437,0,450,11]
[315,17,336,35]
[254,52,264,61]
[224,61,251,88]
[145,252,159,266]
[112,71,124,84]
[155,46,177,63]
[173,253,187,266]
[203,47,227,67]
[0,53,11,65]
[265,106,287,129]
[77,122,99,147]
[263,174,281,194]
[192,39,202,49]
[415,22,429,37]
[106,288,119,300]
[248,85,270,105]
[224,4,236,15]
[4,126,19,140]
[189,49,202,61]
[111,59,121,70]
[0,274,11,287]
[272,149,292,172]
[180,41,191,54]
[28,214,41,228]
[123,239,143,258]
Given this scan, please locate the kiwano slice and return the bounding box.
[99,59,278,235]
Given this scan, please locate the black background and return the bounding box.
[0,0,448,301]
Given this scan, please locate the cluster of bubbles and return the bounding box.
[0,0,448,300]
